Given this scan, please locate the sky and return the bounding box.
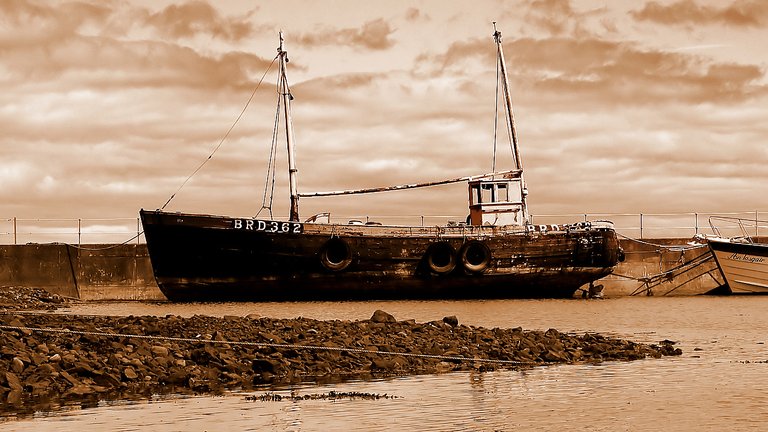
[2,0,767,238]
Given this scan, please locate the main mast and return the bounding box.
[278,32,300,221]
[493,23,528,221]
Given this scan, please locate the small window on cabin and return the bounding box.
[496,183,509,202]
[471,185,481,205]
[507,180,523,203]
[481,184,494,203]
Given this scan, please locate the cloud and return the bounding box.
[0,0,111,48]
[631,0,768,27]
[2,0,767,228]
[297,19,395,50]
[523,0,587,36]
[143,0,256,41]
[420,35,766,108]
[404,7,428,22]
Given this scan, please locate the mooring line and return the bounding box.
[0,324,535,366]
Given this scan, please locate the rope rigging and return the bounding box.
[256,68,288,219]
[160,55,280,211]
[608,234,718,296]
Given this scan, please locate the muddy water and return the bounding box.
[4,296,768,431]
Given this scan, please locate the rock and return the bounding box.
[123,367,138,380]
[151,345,169,357]
[5,372,23,392]
[371,358,397,370]
[6,390,22,405]
[370,310,396,323]
[92,372,122,388]
[443,316,459,327]
[258,332,286,344]
[59,370,82,387]
[11,357,24,374]
[252,358,282,373]
[164,370,190,386]
[68,361,95,376]
[64,385,96,396]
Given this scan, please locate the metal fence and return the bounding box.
[0,217,145,245]
[1,211,765,245]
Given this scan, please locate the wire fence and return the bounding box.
[0,211,765,245]
[0,218,145,245]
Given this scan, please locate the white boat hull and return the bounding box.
[708,239,768,294]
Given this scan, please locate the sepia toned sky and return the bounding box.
[2,0,767,230]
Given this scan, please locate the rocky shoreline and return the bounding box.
[0,286,682,418]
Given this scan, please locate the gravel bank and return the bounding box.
[0,286,681,417]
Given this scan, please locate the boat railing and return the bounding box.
[707,216,768,243]
[1,211,766,245]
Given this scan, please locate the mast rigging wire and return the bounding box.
[256,79,284,219]
[160,55,279,210]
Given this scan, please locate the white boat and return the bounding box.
[706,216,768,294]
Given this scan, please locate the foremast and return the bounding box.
[493,23,529,223]
[278,32,300,222]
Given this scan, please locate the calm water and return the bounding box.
[3,296,768,431]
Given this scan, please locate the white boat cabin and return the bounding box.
[467,176,528,226]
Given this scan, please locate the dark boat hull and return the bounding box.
[140,209,622,301]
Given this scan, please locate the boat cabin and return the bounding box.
[467,176,528,226]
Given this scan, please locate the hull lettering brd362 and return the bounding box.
[233,219,302,234]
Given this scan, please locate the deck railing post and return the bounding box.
[13,217,17,245]
[640,213,644,239]
[78,218,81,245]
[137,218,141,244]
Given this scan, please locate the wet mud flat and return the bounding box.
[0,286,681,418]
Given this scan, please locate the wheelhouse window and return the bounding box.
[481,183,494,203]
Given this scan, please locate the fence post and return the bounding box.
[695,212,698,235]
[137,218,141,244]
[13,217,17,245]
[78,218,81,245]
[640,213,643,239]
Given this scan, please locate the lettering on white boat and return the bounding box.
[233,219,302,234]
[727,253,765,264]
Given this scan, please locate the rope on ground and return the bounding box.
[0,324,535,367]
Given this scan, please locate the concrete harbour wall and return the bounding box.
[0,239,724,301]
[0,244,162,301]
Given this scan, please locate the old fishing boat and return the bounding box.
[707,216,768,294]
[140,28,623,301]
